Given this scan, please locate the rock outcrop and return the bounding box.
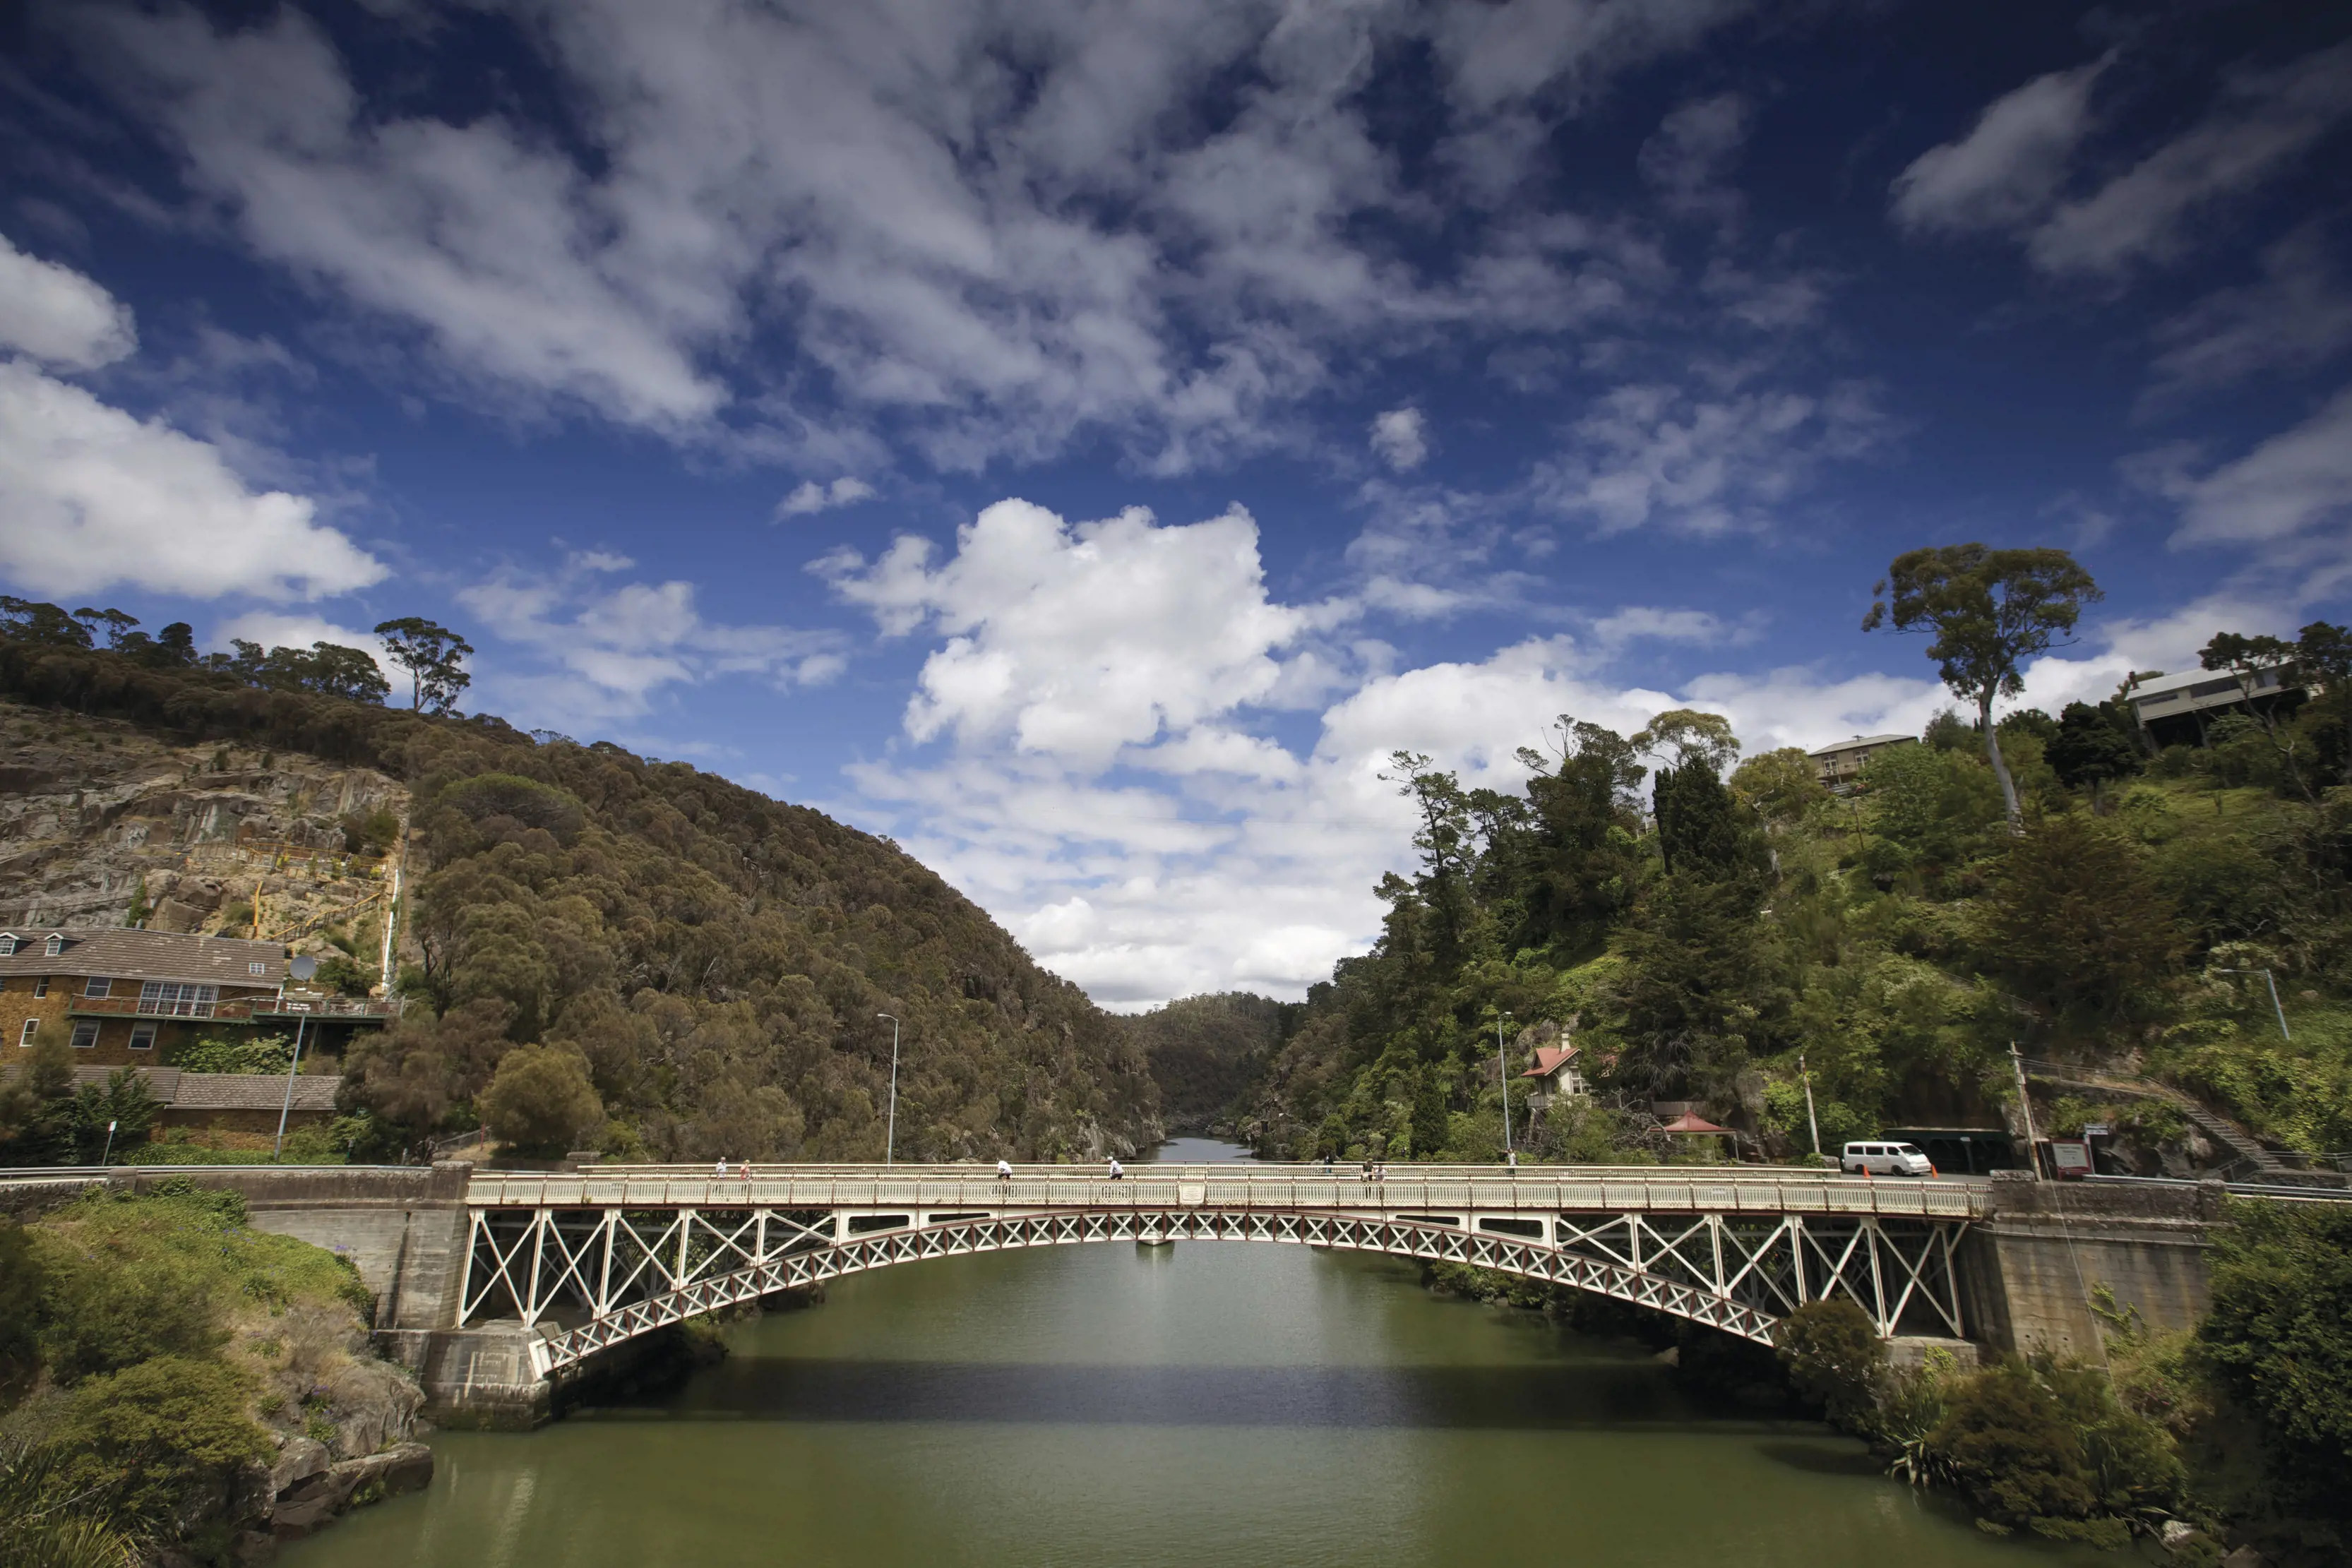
[0,699,407,969]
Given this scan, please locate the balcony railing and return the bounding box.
[255,995,402,1022]
[66,991,400,1024]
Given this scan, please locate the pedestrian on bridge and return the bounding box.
[1506,1149,1518,1175]
[1107,1156,1125,1180]
[715,1158,729,1178]
[998,1158,1013,1180]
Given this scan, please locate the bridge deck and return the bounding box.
[464,1162,1992,1219]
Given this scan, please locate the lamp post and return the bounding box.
[877,1013,901,1165]
[273,1015,308,1161]
[273,956,321,1161]
[1496,1010,1513,1156]
[1798,1051,1821,1158]
[2214,967,2291,1042]
[100,1118,119,1166]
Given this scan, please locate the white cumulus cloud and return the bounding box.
[0,359,385,602]
[0,232,137,370]
[1368,407,1429,472]
[823,498,1347,768]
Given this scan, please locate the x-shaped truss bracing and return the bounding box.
[460,1203,1972,1378]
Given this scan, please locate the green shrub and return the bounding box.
[1931,1360,2099,1531]
[2199,1199,2352,1515]
[0,1438,148,1566]
[1772,1298,1886,1432]
[478,1043,605,1156]
[48,1355,274,1531]
[173,1033,295,1075]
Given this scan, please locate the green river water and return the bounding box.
[288,1140,2111,1568]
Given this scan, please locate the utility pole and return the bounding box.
[1798,1051,1821,1157]
[2214,967,2291,1043]
[877,1014,901,1164]
[1496,1011,1513,1155]
[2009,1040,2041,1180]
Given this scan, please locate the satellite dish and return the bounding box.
[289,955,318,981]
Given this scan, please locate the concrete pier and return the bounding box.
[1962,1171,2222,1357]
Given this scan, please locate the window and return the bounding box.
[0,935,16,956]
[17,1019,35,1046]
[43,934,64,957]
[32,978,47,999]
[136,981,217,1019]
[249,962,267,976]
[84,976,112,998]
[129,1022,156,1051]
[69,1021,98,1051]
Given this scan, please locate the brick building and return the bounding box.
[64,1064,344,1147]
[0,927,396,1069]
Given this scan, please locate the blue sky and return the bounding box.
[3,1,2349,1007]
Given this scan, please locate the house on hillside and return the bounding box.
[2123,664,2306,750]
[1520,1043,1589,1113]
[0,927,397,1068]
[1806,733,1916,790]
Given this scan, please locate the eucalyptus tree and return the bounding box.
[373,616,475,713]
[1863,544,2102,827]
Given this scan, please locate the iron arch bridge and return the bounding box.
[460,1165,1990,1378]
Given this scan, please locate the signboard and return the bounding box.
[2050,1139,2092,1178]
[2082,1123,2111,1139]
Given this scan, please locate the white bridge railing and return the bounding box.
[465,1162,1992,1219]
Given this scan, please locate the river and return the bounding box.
[290,1139,2106,1568]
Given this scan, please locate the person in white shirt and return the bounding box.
[715,1158,729,1177]
[1107,1157,1124,1180]
[997,1158,1013,1180]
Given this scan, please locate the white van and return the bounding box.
[1841,1140,1933,1177]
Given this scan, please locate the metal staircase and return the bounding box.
[2021,1058,2349,1190]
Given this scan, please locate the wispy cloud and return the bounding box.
[775,477,876,517]
[458,551,842,726]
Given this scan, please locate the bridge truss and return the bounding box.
[457,1175,1976,1377]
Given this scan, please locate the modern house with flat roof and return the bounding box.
[2123,664,2304,750]
[1806,732,1916,789]
[0,926,397,1067]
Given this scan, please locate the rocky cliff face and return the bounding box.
[0,698,405,968]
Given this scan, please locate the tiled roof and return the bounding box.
[1806,733,1914,758]
[60,1064,338,1111]
[0,928,286,986]
[170,1074,340,1113]
[1520,1045,1580,1077]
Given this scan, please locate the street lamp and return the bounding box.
[275,956,318,1161]
[1798,1051,1821,1158]
[2213,968,2291,1042]
[876,1013,901,1164]
[100,1118,119,1166]
[273,1015,309,1161]
[1496,1010,1513,1156]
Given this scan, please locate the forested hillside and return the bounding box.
[0,628,1161,1165]
[1238,626,2352,1173]
[1126,993,1296,1132]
